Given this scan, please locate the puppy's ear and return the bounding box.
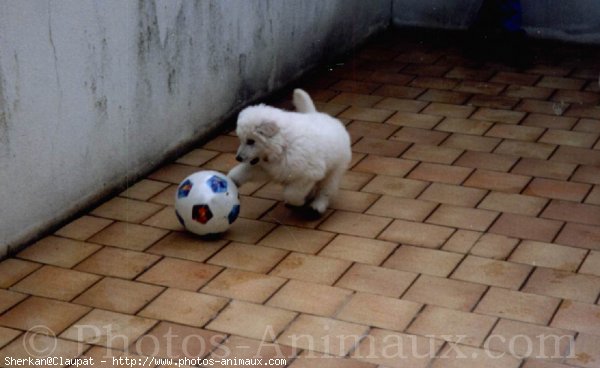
[256,120,279,138]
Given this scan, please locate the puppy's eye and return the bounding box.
[246,139,255,145]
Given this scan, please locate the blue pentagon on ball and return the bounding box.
[207,175,228,193]
[177,179,193,198]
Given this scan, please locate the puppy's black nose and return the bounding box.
[235,155,243,162]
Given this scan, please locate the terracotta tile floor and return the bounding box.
[2,31,600,367]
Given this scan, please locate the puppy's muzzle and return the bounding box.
[235,155,243,162]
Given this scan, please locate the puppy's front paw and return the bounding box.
[310,197,328,215]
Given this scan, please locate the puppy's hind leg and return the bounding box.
[283,179,316,207]
[310,167,345,214]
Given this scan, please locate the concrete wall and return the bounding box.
[392,0,600,44]
[0,0,391,255]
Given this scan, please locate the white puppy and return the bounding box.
[228,89,351,214]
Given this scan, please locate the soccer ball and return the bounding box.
[174,170,240,235]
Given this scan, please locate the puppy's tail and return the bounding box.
[293,89,317,113]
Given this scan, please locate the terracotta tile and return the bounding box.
[374,97,428,112]
[373,84,425,99]
[121,179,170,201]
[223,218,276,244]
[427,205,498,232]
[540,129,599,148]
[137,257,221,290]
[270,252,351,285]
[139,288,227,327]
[580,251,600,277]
[391,127,448,145]
[564,104,600,119]
[410,76,458,90]
[134,321,225,360]
[384,245,463,277]
[443,133,501,152]
[0,326,20,348]
[551,146,600,166]
[491,71,540,86]
[88,222,168,251]
[419,182,487,206]
[468,94,520,109]
[0,290,26,314]
[210,335,293,367]
[469,233,519,260]
[446,66,495,81]
[91,197,164,224]
[54,216,113,241]
[511,158,576,180]
[422,102,475,118]
[203,135,240,153]
[555,222,600,251]
[329,92,382,107]
[542,200,600,226]
[0,259,41,288]
[259,225,334,254]
[585,185,600,206]
[202,268,285,303]
[572,165,600,185]
[408,162,472,184]
[496,140,558,160]
[12,265,100,301]
[369,71,414,86]
[551,300,600,336]
[479,192,547,216]
[418,89,471,104]
[319,211,391,238]
[261,203,330,229]
[338,292,421,331]
[366,196,436,222]
[409,305,496,346]
[442,229,482,253]
[319,234,397,265]
[0,334,87,365]
[487,124,545,141]
[431,343,521,368]
[537,76,586,90]
[435,118,492,135]
[381,219,455,249]
[574,118,600,134]
[175,148,219,166]
[202,152,238,172]
[74,277,163,313]
[387,111,442,128]
[352,328,442,367]
[455,151,518,172]
[472,107,525,124]
[527,65,571,77]
[522,113,577,130]
[148,184,176,205]
[331,80,380,94]
[61,309,156,349]
[465,169,531,193]
[146,231,227,262]
[489,213,563,242]
[341,171,373,191]
[335,263,417,297]
[478,287,561,324]
[0,296,90,334]
[141,206,183,231]
[268,280,352,316]
[504,85,554,99]
[353,155,417,177]
[209,242,287,273]
[403,62,447,73]
[524,178,591,202]
[347,121,398,140]
[234,196,274,220]
[517,99,569,115]
[209,301,296,341]
[18,236,101,268]
[452,255,531,289]
[402,144,464,164]
[454,80,506,95]
[353,137,410,157]
[148,163,200,184]
[339,106,393,123]
[403,275,486,311]
[485,319,575,360]
[288,351,376,368]
[525,267,600,303]
[279,314,367,356]
[566,333,600,368]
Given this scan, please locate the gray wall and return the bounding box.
[393,0,600,44]
[0,0,391,255]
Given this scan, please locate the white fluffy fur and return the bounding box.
[228,89,351,214]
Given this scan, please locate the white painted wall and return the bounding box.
[393,0,600,44]
[0,0,391,255]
